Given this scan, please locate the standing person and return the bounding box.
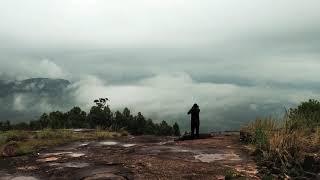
[188,103,200,138]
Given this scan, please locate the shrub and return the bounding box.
[3,130,29,142]
[15,143,34,156]
[225,169,244,180]
[288,99,320,129]
[245,117,279,132]
[94,130,113,139]
[0,133,7,146]
[244,116,320,177]
[173,122,181,136]
[254,127,268,149]
[35,129,73,139]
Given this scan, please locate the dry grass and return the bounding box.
[0,129,127,157]
[245,117,280,132]
[94,130,120,139]
[35,129,74,139]
[243,117,320,177]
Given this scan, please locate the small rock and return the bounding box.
[2,142,18,157]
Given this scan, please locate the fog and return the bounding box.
[0,0,320,131]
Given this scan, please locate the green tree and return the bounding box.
[112,110,124,131]
[123,107,134,131]
[288,99,320,129]
[173,122,181,136]
[88,106,107,128]
[6,97,178,137]
[39,113,49,129]
[13,122,29,130]
[66,107,87,128]
[134,112,147,135]
[0,121,11,131]
[29,120,41,130]
[48,111,66,129]
[158,121,173,136]
[144,119,156,135]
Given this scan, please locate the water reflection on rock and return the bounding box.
[100,141,118,146]
[195,153,241,162]
[122,144,136,148]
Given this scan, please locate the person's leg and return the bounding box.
[191,120,195,138]
[196,120,200,138]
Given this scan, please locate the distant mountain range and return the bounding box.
[0,78,72,122]
[0,78,70,97]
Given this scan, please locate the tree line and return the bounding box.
[0,98,181,136]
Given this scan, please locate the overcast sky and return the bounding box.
[1,0,320,131]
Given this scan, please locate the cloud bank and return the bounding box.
[0,1,320,131]
[70,73,319,131]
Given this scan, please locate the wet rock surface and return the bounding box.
[0,134,259,179]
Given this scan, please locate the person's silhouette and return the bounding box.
[188,103,200,138]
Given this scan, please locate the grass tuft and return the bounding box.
[242,117,320,177]
[35,129,73,139]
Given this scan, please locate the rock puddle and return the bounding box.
[37,151,86,163]
[49,162,90,168]
[100,141,136,148]
[194,153,242,162]
[100,141,118,146]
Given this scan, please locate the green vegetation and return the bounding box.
[224,169,245,180]
[0,129,123,157]
[0,98,180,136]
[0,98,181,157]
[173,122,181,136]
[288,99,320,129]
[242,99,320,178]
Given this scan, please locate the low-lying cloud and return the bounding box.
[68,73,319,132]
[0,59,68,80]
[1,64,319,132]
[1,1,320,131]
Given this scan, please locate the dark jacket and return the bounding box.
[188,106,200,121]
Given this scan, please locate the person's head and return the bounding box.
[193,103,199,108]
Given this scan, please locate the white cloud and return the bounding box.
[0,0,319,48]
[13,94,25,111]
[69,73,320,131]
[0,59,68,80]
[38,59,65,79]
